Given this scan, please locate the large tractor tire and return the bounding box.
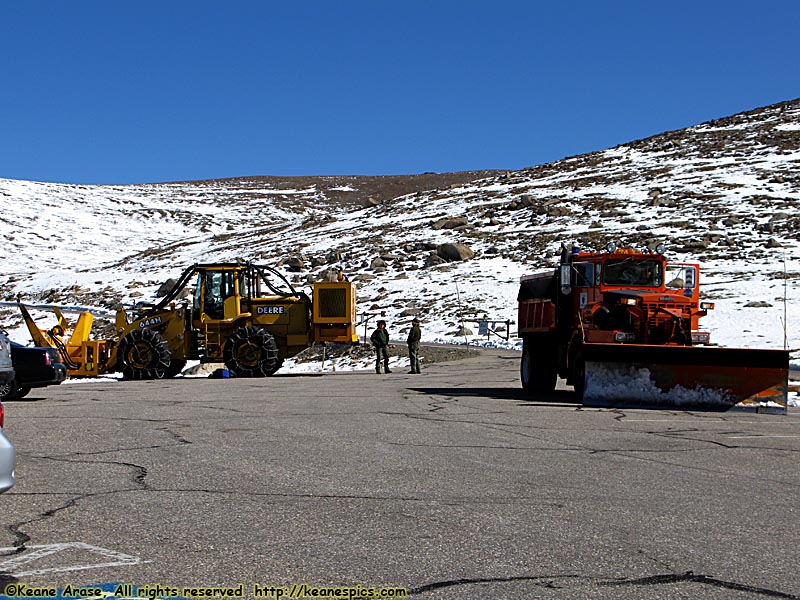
[521,341,557,394]
[164,360,187,378]
[223,327,279,377]
[264,359,283,376]
[118,328,171,380]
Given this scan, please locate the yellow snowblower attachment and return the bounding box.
[581,343,790,413]
[18,302,112,377]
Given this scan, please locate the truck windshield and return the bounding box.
[603,259,662,287]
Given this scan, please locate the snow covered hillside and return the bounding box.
[0,99,798,369]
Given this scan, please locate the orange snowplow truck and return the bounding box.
[518,243,789,412]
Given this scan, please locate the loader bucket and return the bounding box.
[581,343,789,413]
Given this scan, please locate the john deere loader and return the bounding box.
[517,244,790,412]
[19,263,358,379]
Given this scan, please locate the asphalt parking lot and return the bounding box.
[1,349,799,599]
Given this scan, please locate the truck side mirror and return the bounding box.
[684,267,696,288]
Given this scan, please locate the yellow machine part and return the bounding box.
[18,303,112,377]
[67,339,110,377]
[312,281,358,343]
[69,312,94,345]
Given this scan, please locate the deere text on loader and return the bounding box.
[20,263,358,380]
[517,244,789,412]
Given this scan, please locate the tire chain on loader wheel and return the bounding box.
[118,328,172,380]
[223,326,279,377]
[165,359,187,378]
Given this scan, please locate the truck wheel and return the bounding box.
[521,343,557,394]
[118,329,171,380]
[0,380,17,402]
[223,327,279,377]
[572,354,586,401]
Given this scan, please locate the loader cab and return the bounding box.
[194,268,243,322]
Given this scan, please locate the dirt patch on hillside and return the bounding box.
[175,171,502,209]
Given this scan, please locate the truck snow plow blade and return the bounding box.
[582,344,789,413]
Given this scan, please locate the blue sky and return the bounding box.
[1,1,798,184]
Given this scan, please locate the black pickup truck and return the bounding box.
[0,341,66,401]
[0,332,13,389]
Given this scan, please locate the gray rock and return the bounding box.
[156,278,178,298]
[437,243,475,262]
[317,268,340,282]
[432,216,469,230]
[326,250,344,264]
[286,257,305,272]
[370,257,387,270]
[424,254,447,267]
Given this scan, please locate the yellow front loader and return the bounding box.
[18,262,359,379]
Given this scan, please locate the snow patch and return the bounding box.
[584,363,735,407]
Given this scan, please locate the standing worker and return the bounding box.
[407,318,422,374]
[370,319,391,374]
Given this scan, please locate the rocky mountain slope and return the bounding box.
[0,99,798,362]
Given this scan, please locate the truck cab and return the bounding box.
[561,248,710,346]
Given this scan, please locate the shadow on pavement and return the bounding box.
[409,386,579,405]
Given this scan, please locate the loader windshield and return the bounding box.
[199,270,237,319]
[603,259,662,287]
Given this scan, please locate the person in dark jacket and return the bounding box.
[406,318,421,374]
[370,319,391,374]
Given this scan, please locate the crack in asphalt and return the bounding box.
[3,456,149,554]
[394,399,800,487]
[600,570,800,598]
[5,495,80,552]
[2,429,191,555]
[652,428,800,455]
[407,571,800,598]
[408,574,584,594]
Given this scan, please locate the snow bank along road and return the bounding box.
[1,349,799,599]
